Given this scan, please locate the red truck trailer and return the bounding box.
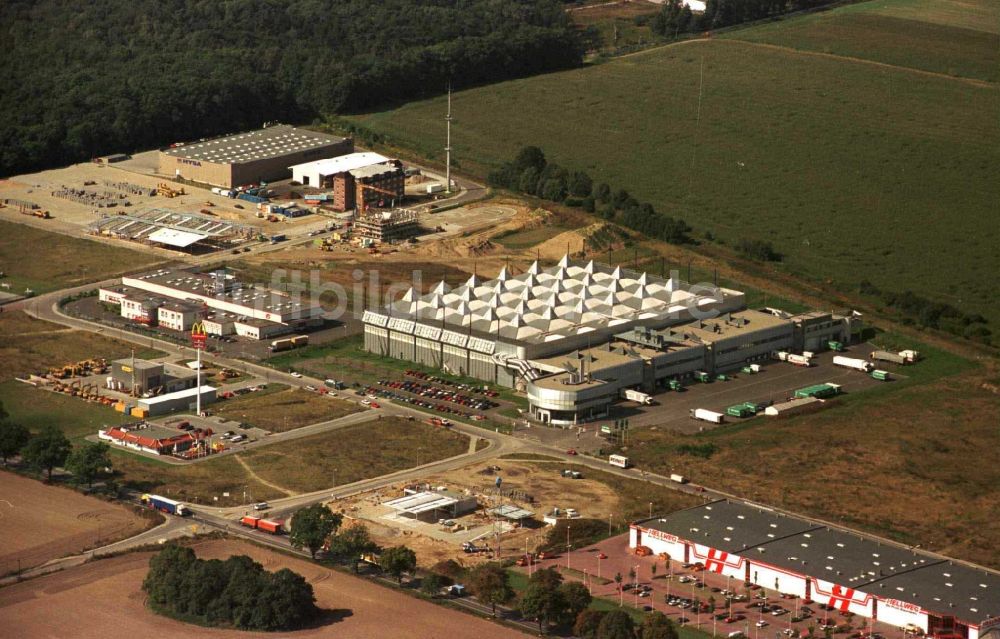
[240,515,261,529]
[257,519,284,534]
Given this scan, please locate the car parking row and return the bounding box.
[377,379,498,411]
[359,385,484,420]
[403,370,500,398]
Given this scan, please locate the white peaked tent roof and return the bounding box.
[379,255,732,345]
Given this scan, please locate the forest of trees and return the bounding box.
[143,544,318,631]
[0,0,582,176]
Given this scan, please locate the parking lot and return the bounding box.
[522,533,911,639]
[355,370,504,421]
[606,349,891,434]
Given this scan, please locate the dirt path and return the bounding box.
[233,455,296,497]
[719,39,995,88]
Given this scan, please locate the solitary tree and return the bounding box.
[597,609,635,639]
[560,580,593,622]
[468,562,514,616]
[531,566,564,590]
[640,611,680,639]
[651,563,658,580]
[519,579,567,635]
[289,504,342,559]
[379,545,417,585]
[0,421,29,465]
[328,522,379,572]
[21,425,70,481]
[66,441,112,487]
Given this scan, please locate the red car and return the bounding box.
[369,402,380,409]
[566,448,577,455]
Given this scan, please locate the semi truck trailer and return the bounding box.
[690,408,725,424]
[141,494,189,516]
[620,388,653,405]
[871,350,906,365]
[833,356,873,372]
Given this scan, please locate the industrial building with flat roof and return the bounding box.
[100,268,322,339]
[362,256,856,424]
[631,501,1000,639]
[158,124,353,188]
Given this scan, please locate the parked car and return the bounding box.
[290,372,302,378]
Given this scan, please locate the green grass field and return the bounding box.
[724,0,999,82]
[111,417,470,506]
[0,220,162,294]
[346,6,1000,327]
[0,380,123,441]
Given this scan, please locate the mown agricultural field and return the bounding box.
[346,1,1000,328]
[724,0,999,82]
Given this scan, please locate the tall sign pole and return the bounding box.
[191,322,208,416]
[445,85,453,194]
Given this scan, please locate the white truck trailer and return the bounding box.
[620,388,654,405]
[690,408,725,424]
[833,355,874,372]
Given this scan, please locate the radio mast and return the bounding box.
[445,85,453,193]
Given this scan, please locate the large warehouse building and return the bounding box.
[362,256,857,424]
[631,501,1000,639]
[158,125,353,188]
[290,151,405,212]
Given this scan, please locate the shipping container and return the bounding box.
[726,404,753,418]
[240,515,261,529]
[670,474,689,484]
[793,383,842,399]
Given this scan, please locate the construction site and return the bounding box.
[326,458,623,568]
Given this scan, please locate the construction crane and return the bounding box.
[356,181,400,215]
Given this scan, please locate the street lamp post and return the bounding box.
[566,524,571,570]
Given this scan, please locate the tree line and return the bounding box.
[649,0,838,38]
[143,544,318,631]
[0,0,582,176]
[857,281,992,345]
[488,146,692,245]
